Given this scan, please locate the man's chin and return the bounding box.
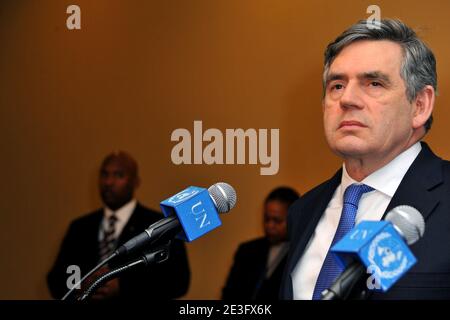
[102,198,121,210]
[329,138,370,157]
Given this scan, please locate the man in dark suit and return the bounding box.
[222,187,299,300]
[47,151,190,300]
[280,19,450,300]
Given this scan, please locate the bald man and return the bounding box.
[47,151,190,300]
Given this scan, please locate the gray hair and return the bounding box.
[323,19,437,132]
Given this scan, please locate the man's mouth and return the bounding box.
[339,120,367,129]
[102,190,114,198]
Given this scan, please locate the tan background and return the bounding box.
[1,0,450,299]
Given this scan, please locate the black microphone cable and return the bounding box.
[61,252,117,301]
[78,243,170,301]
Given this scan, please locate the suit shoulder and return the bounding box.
[69,209,103,228]
[442,159,450,171]
[234,237,268,260]
[136,203,163,216]
[134,203,165,222]
[439,159,450,185]
[289,178,335,213]
[237,237,267,251]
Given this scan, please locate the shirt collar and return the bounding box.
[341,142,422,198]
[104,199,137,222]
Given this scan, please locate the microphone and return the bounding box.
[62,182,236,301]
[321,205,425,300]
[115,182,237,258]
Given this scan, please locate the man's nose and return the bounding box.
[102,175,115,186]
[266,221,277,229]
[339,82,364,110]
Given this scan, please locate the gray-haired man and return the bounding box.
[281,19,450,300]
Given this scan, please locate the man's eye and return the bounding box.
[331,84,343,90]
[370,81,382,87]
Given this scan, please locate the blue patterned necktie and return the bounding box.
[312,183,374,300]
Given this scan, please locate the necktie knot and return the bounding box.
[335,184,374,243]
[108,213,118,224]
[343,183,374,207]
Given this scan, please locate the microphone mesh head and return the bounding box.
[385,205,425,245]
[208,182,237,213]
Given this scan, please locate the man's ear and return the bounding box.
[134,176,141,189]
[412,85,435,129]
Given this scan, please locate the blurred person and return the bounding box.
[47,151,190,300]
[222,187,300,300]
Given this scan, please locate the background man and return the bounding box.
[47,151,190,300]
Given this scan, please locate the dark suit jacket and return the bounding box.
[280,142,450,300]
[47,203,190,300]
[222,237,288,300]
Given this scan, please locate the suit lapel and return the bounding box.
[116,203,143,246]
[366,142,444,300]
[287,170,342,279]
[89,211,104,263]
[382,142,443,222]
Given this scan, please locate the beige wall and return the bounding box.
[1,0,450,299]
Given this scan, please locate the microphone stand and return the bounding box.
[78,242,171,301]
[321,262,366,300]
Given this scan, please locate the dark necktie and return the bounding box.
[98,213,118,262]
[312,183,374,300]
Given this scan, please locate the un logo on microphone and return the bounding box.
[331,221,417,292]
[368,232,409,280]
[366,232,409,290]
[167,188,200,204]
[161,186,222,242]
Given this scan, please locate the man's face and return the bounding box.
[264,200,288,244]
[99,159,138,210]
[323,40,416,162]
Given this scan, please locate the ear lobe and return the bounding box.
[412,85,435,129]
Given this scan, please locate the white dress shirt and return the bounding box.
[98,199,137,242]
[292,142,422,300]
